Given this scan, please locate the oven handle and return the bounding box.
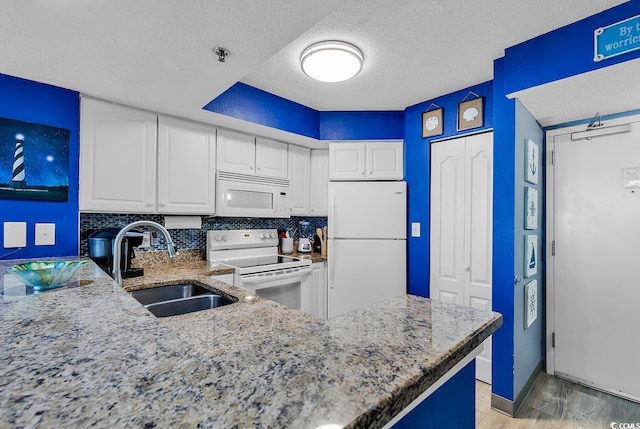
[240,267,312,285]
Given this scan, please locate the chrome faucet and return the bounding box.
[112,220,177,285]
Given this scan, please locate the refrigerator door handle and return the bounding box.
[329,254,335,289]
[328,187,335,239]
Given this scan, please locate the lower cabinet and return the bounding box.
[307,261,327,319]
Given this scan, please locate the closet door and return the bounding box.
[430,132,493,384]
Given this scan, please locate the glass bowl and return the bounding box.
[7,260,89,290]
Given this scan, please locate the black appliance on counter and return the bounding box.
[88,228,144,279]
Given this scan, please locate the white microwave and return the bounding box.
[216,171,290,218]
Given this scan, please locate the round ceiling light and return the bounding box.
[300,41,363,83]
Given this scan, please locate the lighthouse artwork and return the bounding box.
[0,116,69,201]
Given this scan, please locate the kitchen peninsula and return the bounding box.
[0,258,501,428]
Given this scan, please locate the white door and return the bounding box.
[328,181,407,239]
[553,122,640,401]
[288,145,311,215]
[157,116,216,214]
[256,137,288,178]
[430,132,493,384]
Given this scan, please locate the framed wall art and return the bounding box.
[0,117,70,202]
[525,138,539,184]
[524,234,538,278]
[422,107,443,138]
[457,97,483,131]
[525,186,538,230]
[524,280,538,329]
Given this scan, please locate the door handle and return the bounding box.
[464,265,470,271]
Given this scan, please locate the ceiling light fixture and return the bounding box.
[300,41,363,83]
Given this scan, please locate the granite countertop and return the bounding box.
[0,257,501,428]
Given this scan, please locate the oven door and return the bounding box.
[237,267,313,314]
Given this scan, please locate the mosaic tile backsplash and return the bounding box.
[80,213,328,256]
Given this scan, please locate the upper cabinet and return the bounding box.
[216,129,255,175]
[157,116,216,215]
[288,145,311,215]
[309,149,329,216]
[329,141,403,181]
[80,98,217,215]
[80,98,157,213]
[217,131,288,178]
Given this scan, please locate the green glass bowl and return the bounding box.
[7,260,89,290]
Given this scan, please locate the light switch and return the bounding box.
[35,223,55,246]
[4,222,27,248]
[411,222,421,238]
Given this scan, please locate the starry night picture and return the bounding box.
[0,117,69,202]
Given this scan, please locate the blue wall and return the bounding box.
[403,81,494,297]
[504,0,640,95]
[0,74,80,259]
[204,82,404,141]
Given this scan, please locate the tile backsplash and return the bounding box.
[80,213,328,256]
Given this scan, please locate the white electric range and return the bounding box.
[206,229,316,316]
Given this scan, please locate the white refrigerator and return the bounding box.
[327,181,407,318]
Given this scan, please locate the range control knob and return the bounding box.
[269,233,275,239]
[221,234,227,242]
[215,235,222,242]
[259,233,265,239]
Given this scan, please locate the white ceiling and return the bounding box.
[0,0,633,142]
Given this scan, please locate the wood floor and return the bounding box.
[477,373,640,428]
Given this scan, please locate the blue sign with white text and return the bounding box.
[595,14,640,62]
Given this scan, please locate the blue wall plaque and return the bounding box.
[594,14,640,62]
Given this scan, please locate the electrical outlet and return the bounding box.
[4,222,27,248]
[35,223,55,246]
[151,231,160,246]
[411,222,421,238]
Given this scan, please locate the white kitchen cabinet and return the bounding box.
[157,116,216,215]
[256,137,288,178]
[310,261,327,319]
[329,141,403,180]
[217,131,288,178]
[216,129,256,175]
[288,145,311,215]
[80,98,157,213]
[309,149,329,216]
[329,142,365,180]
[366,142,404,180]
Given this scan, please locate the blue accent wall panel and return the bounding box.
[319,110,404,140]
[203,82,320,139]
[504,1,640,95]
[403,80,493,297]
[0,74,79,259]
[393,360,475,429]
[492,58,516,401]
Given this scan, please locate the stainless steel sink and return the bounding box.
[131,283,213,305]
[145,294,235,318]
[130,283,236,317]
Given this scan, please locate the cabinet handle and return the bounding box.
[159,203,165,208]
[257,167,262,171]
[464,265,470,271]
[146,203,153,207]
[250,166,254,170]
[361,172,365,175]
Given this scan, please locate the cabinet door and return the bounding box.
[288,145,310,215]
[366,142,403,180]
[309,149,329,216]
[216,129,255,175]
[329,142,366,180]
[80,98,157,213]
[157,116,216,215]
[256,137,288,178]
[311,262,327,319]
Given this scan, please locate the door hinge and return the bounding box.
[552,240,555,256]
[552,332,555,348]
[552,149,555,165]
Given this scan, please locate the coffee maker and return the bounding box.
[88,228,144,278]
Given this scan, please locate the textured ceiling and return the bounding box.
[0,0,633,142]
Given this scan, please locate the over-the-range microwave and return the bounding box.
[216,171,290,218]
